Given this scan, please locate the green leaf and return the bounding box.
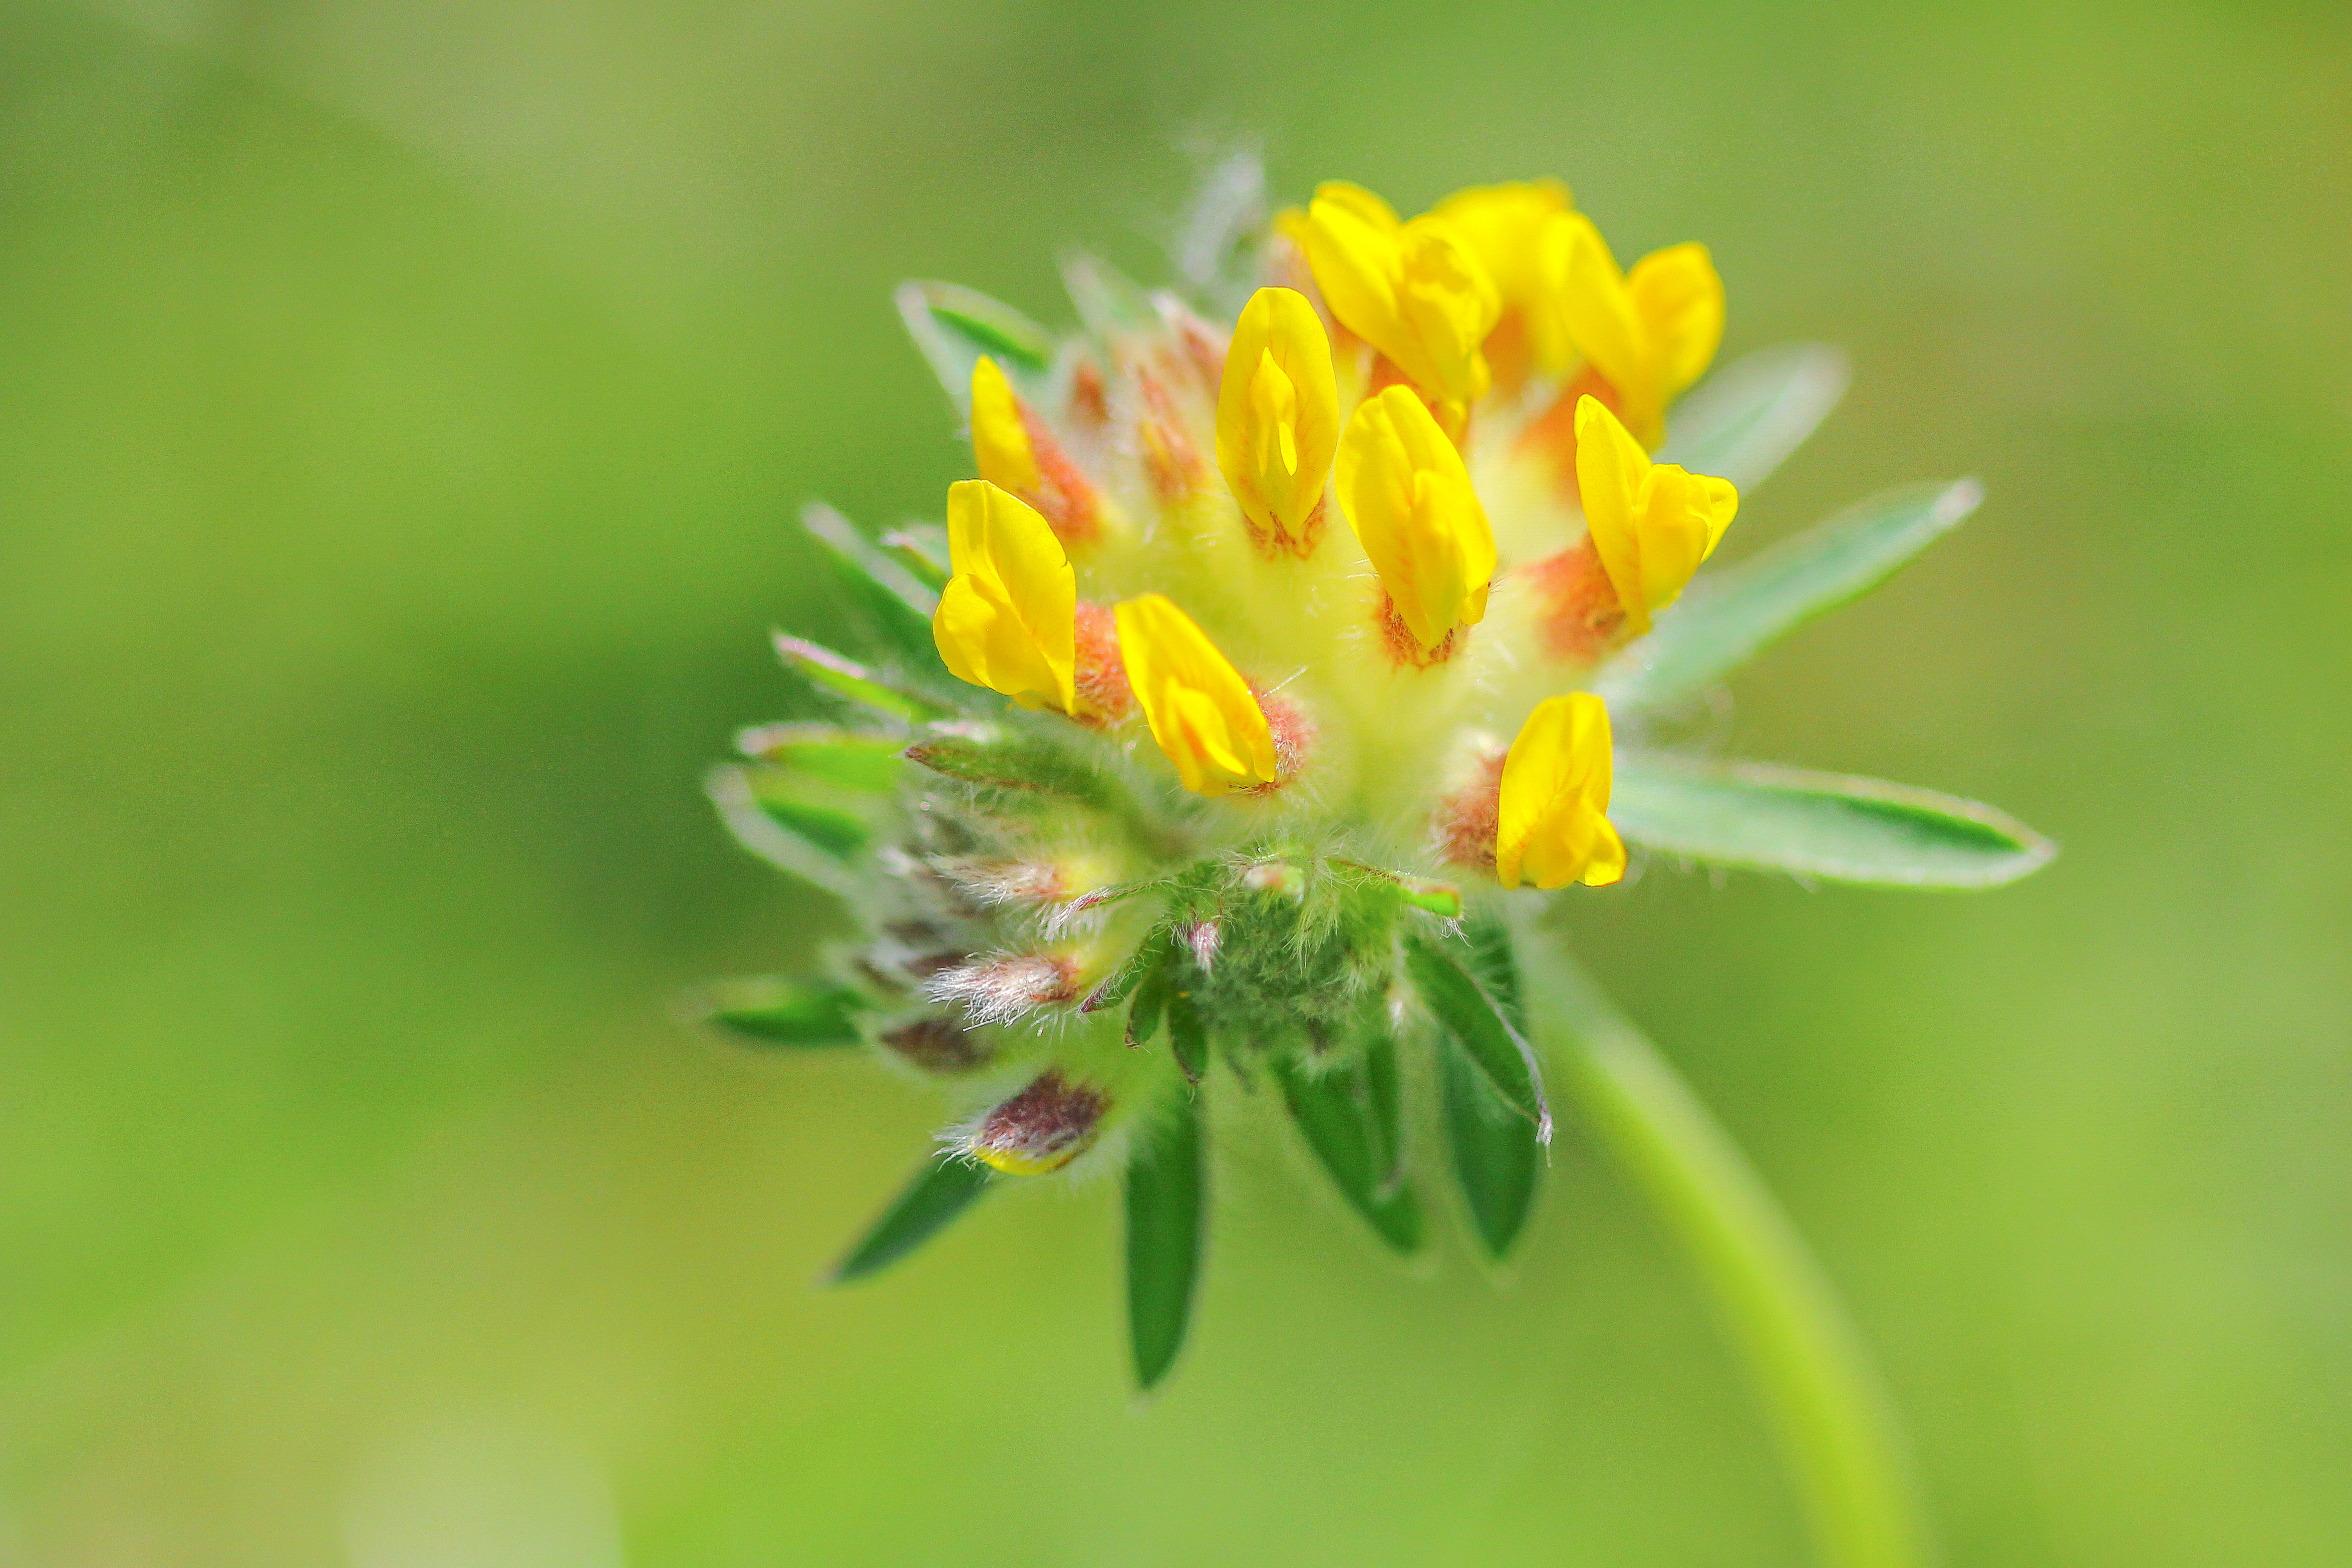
[901,730,1110,805]
[703,978,867,1047]
[1440,1028,1543,1259]
[775,633,955,724]
[897,280,1054,413]
[735,724,904,793]
[1125,1092,1206,1390]
[707,764,860,899]
[879,525,952,592]
[1597,480,1982,712]
[1126,963,1170,1048]
[1079,923,1174,1018]
[753,795,870,862]
[1658,343,1849,492]
[1165,987,1210,1084]
[1404,935,1550,1140]
[800,503,941,662]
[1611,754,2057,888]
[1275,1044,1422,1255]
[830,1154,995,1283]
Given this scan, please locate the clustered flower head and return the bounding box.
[705,164,2051,1390]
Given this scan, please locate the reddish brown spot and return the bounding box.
[973,1071,1108,1172]
[1434,752,1506,876]
[1515,365,1623,506]
[1016,403,1103,549]
[1168,304,1229,394]
[1067,359,1111,429]
[1071,600,1133,722]
[1523,537,1627,664]
[1241,494,1326,560]
[1136,367,1207,503]
[1241,688,1317,795]
[1377,592,1465,670]
[880,1018,990,1073]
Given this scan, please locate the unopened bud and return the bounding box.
[880,1017,990,1073]
[927,952,1079,1026]
[968,1071,1108,1173]
[1185,920,1222,972]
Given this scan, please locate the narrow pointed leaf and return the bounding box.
[901,731,1112,806]
[1404,935,1550,1140]
[703,978,867,1047]
[1440,1029,1543,1258]
[735,724,905,793]
[1612,754,2056,888]
[831,1154,995,1283]
[1126,1093,1206,1390]
[775,633,954,724]
[880,525,952,592]
[1080,923,1175,1016]
[801,502,941,660]
[1125,963,1170,1047]
[708,764,859,899]
[897,280,1054,413]
[1597,480,1982,711]
[1275,1048,1422,1254]
[1165,988,1209,1084]
[1658,343,1850,492]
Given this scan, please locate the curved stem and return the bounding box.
[1509,905,1931,1568]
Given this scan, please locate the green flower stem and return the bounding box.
[1509,905,1931,1568]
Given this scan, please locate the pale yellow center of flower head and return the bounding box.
[1560,218,1724,449]
[1496,693,1626,890]
[1334,385,1498,651]
[1301,182,1502,407]
[933,479,1078,714]
[1573,396,1739,636]
[1429,180,1579,378]
[1112,593,1278,797]
[969,355,1043,495]
[1216,287,1339,549]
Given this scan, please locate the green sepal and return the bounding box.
[1275,1041,1422,1255]
[830,1153,995,1283]
[1125,1091,1207,1391]
[754,795,871,862]
[1165,986,1210,1084]
[735,724,904,793]
[1597,480,1982,712]
[702,977,868,1048]
[1439,1028,1543,1260]
[1657,343,1849,492]
[1126,964,1170,1048]
[800,503,941,662]
[775,633,955,725]
[897,280,1054,413]
[879,525,952,592]
[901,730,1110,805]
[1080,923,1175,1018]
[1610,754,2056,889]
[1405,934,1550,1140]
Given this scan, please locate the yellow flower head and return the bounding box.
[933,479,1077,714]
[969,355,1043,495]
[1113,593,1278,796]
[1561,218,1723,448]
[1335,385,1498,652]
[1301,182,1502,407]
[1216,287,1340,552]
[1430,180,1579,381]
[1574,396,1739,636]
[1496,693,1626,890]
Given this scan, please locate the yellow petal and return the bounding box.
[1572,397,1739,635]
[1495,693,1623,890]
[1216,287,1339,548]
[1626,242,1724,403]
[934,479,1076,712]
[1334,387,1498,651]
[969,356,1042,495]
[1113,594,1277,796]
[1302,182,1498,404]
[1430,180,1577,376]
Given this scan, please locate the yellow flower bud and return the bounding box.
[1300,181,1501,407]
[932,479,1078,714]
[1113,593,1278,796]
[1334,385,1498,653]
[969,355,1043,494]
[1573,396,1739,635]
[1429,180,1579,381]
[1215,287,1340,553]
[1496,693,1626,890]
[1560,217,1723,448]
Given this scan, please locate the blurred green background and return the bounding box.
[3,0,2347,1561]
